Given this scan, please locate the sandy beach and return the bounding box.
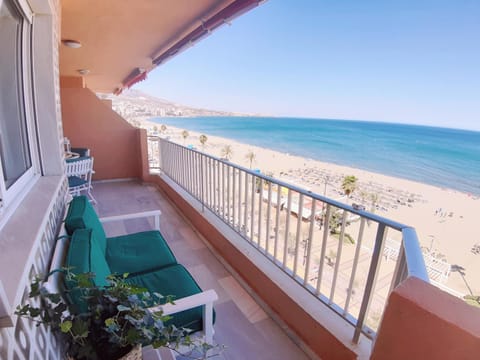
[145,121,480,297]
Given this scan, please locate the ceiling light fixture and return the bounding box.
[62,39,82,48]
[77,69,90,75]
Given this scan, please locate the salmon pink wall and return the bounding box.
[371,277,480,360]
[61,83,142,180]
[60,75,85,88]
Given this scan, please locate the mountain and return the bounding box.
[98,89,245,121]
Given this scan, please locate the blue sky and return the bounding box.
[135,1,480,131]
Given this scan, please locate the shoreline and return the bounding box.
[143,120,480,296]
[147,117,480,197]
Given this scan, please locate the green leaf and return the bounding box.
[105,317,115,327]
[14,305,29,316]
[29,308,41,318]
[117,304,131,312]
[60,320,72,333]
[152,339,167,348]
[126,328,140,344]
[71,318,89,338]
[29,280,40,297]
[47,293,62,304]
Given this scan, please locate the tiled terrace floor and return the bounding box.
[93,180,311,360]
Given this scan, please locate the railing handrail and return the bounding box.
[402,227,430,281]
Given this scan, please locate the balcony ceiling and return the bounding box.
[60,0,258,93]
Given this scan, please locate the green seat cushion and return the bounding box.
[126,264,208,333]
[65,195,107,254]
[106,231,177,275]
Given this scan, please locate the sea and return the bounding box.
[151,117,480,196]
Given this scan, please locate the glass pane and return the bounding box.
[0,0,32,189]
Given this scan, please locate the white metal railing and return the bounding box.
[148,136,429,343]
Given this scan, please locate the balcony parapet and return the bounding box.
[371,276,480,360]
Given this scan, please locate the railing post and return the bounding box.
[316,204,331,295]
[200,153,205,212]
[244,173,249,237]
[265,182,272,254]
[250,175,256,244]
[344,217,366,316]
[353,223,387,343]
[226,165,231,222]
[283,189,292,269]
[257,177,263,248]
[214,160,218,213]
[329,209,348,304]
[274,185,282,261]
[237,170,242,231]
[389,245,407,295]
[293,193,304,276]
[221,162,225,217]
[232,166,236,227]
[303,199,316,285]
[157,137,162,171]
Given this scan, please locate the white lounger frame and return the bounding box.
[45,209,218,345]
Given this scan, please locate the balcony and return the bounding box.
[2,0,477,356]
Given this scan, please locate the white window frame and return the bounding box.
[0,0,40,220]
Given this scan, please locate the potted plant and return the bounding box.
[16,271,217,360]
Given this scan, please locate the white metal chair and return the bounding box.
[65,157,96,203]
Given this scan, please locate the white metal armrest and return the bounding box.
[44,225,70,295]
[148,289,218,344]
[100,209,161,230]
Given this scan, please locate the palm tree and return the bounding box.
[359,190,368,205]
[329,210,342,234]
[245,150,256,169]
[199,134,208,151]
[341,175,358,198]
[220,145,233,161]
[181,130,189,145]
[369,192,379,213]
[160,124,167,134]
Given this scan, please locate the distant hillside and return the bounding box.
[98,89,245,121]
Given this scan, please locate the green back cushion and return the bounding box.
[126,264,212,333]
[66,228,111,287]
[65,229,112,313]
[65,196,107,253]
[106,231,177,275]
